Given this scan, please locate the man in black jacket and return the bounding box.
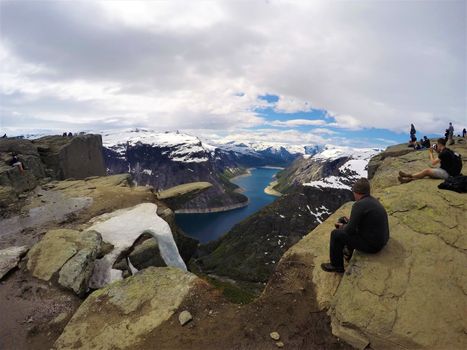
[321,178,390,273]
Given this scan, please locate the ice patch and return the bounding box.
[88,203,186,289]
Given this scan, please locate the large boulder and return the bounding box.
[33,134,106,180]
[54,267,201,350]
[26,229,102,295]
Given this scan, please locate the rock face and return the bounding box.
[0,246,28,279]
[26,229,102,295]
[272,141,467,349]
[33,134,106,180]
[54,267,200,350]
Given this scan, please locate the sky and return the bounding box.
[0,0,466,147]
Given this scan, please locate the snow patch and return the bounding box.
[88,203,186,289]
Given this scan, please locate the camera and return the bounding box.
[335,216,349,228]
[431,144,437,150]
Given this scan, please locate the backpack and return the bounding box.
[450,150,463,176]
[438,175,467,193]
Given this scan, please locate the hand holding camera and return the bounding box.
[335,216,349,229]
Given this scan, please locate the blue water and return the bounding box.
[175,167,280,243]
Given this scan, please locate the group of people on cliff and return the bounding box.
[408,123,466,150]
[322,125,464,274]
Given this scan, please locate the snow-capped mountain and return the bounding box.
[273,145,381,193]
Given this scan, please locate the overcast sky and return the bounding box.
[1,0,465,146]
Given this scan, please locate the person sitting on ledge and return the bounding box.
[321,178,390,273]
[10,152,25,175]
[398,138,462,183]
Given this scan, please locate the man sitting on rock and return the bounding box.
[321,178,390,273]
[398,138,462,183]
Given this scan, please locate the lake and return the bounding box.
[175,167,280,243]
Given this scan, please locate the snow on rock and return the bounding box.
[102,129,213,163]
[304,146,381,190]
[88,203,186,289]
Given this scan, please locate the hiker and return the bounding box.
[421,136,431,149]
[1,133,6,138]
[448,122,454,145]
[463,128,466,138]
[10,153,25,175]
[410,124,416,142]
[321,178,390,273]
[398,138,462,183]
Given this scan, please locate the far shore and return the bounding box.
[264,180,282,197]
[174,200,249,214]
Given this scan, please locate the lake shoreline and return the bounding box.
[264,180,282,197]
[175,200,249,214]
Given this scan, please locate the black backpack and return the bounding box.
[450,150,463,176]
[438,175,467,193]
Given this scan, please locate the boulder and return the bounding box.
[0,186,17,208]
[128,238,166,270]
[32,134,106,180]
[26,229,102,294]
[0,246,28,279]
[54,267,200,350]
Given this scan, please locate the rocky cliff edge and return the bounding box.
[271,139,466,349]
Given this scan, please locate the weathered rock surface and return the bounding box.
[33,134,106,180]
[0,245,28,279]
[128,238,166,270]
[274,141,467,349]
[54,267,200,350]
[26,229,102,294]
[157,181,213,210]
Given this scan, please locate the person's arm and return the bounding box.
[429,148,440,166]
[343,202,364,236]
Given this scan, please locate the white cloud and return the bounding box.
[0,0,465,137]
[268,119,326,127]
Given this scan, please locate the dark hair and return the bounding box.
[351,178,371,195]
[437,138,446,146]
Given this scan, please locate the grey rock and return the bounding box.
[58,248,98,296]
[129,238,166,270]
[178,310,193,326]
[270,332,280,341]
[0,246,28,279]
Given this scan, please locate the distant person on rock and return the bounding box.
[398,138,463,183]
[1,133,6,138]
[10,153,25,175]
[321,178,390,273]
[448,122,454,145]
[421,136,431,149]
[410,124,416,142]
[67,132,73,137]
[463,128,466,138]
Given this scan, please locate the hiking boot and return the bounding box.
[399,171,412,178]
[321,263,345,273]
[398,176,413,184]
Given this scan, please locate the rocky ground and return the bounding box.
[1,137,466,350]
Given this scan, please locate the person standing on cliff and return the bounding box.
[448,122,454,145]
[321,178,390,273]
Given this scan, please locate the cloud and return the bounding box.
[268,119,326,127]
[0,0,465,139]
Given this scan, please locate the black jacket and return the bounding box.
[344,195,390,250]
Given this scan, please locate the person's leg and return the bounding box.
[329,229,349,269]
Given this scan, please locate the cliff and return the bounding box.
[269,139,467,349]
[0,134,106,211]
